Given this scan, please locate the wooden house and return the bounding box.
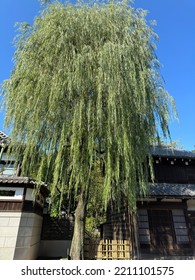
[101,146,195,259]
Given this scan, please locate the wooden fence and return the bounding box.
[84,239,132,260]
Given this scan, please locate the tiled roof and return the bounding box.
[0,175,36,185]
[148,183,195,198]
[150,146,195,158]
[0,175,49,196]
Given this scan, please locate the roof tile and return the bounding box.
[148,183,195,198]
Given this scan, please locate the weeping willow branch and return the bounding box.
[1,0,176,213]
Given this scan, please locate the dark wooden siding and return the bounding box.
[188,211,195,251]
[0,200,22,211]
[22,200,44,216]
[101,211,131,240]
[41,214,74,240]
[153,158,195,184]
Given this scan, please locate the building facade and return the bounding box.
[0,131,72,260]
[101,147,195,259]
[1,130,195,259]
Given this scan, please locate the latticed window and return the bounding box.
[138,209,150,244]
[172,209,189,244]
[138,208,190,249]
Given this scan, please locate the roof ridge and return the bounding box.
[150,146,195,158]
[0,175,47,186]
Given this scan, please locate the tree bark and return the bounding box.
[69,190,87,260]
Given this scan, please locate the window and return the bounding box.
[0,190,15,197]
[172,209,189,244]
[0,187,23,200]
[0,163,16,175]
[138,208,190,249]
[138,209,150,244]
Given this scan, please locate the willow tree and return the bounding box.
[1,0,176,259]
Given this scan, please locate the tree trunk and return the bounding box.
[70,190,87,260]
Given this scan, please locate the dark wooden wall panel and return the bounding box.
[153,160,195,184]
[0,200,22,211]
[41,214,74,240]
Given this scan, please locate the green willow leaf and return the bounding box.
[1,0,176,213]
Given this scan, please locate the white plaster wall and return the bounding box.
[187,200,195,211]
[25,188,44,207]
[25,188,34,201]
[0,212,21,260]
[14,213,43,260]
